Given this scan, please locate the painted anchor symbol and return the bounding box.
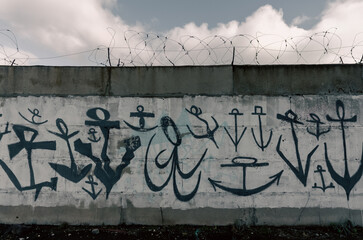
[251,106,273,151]
[82,175,102,200]
[75,107,141,199]
[0,125,57,201]
[186,105,219,148]
[276,110,319,186]
[208,156,283,196]
[312,165,335,192]
[87,128,101,142]
[123,105,157,132]
[48,118,92,183]
[19,108,48,125]
[306,113,330,140]
[224,108,247,152]
[324,100,363,200]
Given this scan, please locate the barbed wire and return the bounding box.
[0,29,30,65]
[2,29,363,66]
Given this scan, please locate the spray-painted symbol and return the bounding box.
[82,175,102,200]
[251,106,273,151]
[208,157,283,196]
[48,118,92,183]
[224,108,247,152]
[87,128,101,142]
[0,122,11,141]
[124,105,157,132]
[312,165,335,192]
[324,100,363,200]
[75,107,140,199]
[307,113,330,140]
[0,113,10,141]
[0,125,57,201]
[186,105,219,148]
[145,116,207,202]
[19,108,48,125]
[276,110,319,186]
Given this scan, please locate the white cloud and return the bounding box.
[0,0,142,65]
[313,0,363,44]
[0,0,361,65]
[291,15,310,26]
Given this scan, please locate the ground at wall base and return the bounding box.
[0,222,362,239]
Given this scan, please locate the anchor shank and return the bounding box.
[234,114,238,146]
[318,169,326,189]
[340,121,349,177]
[66,139,76,170]
[258,115,264,148]
[90,180,96,195]
[242,166,247,191]
[27,150,35,186]
[290,121,303,172]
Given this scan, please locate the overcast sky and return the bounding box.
[0,0,362,65]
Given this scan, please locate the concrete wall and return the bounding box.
[0,65,362,96]
[0,65,361,226]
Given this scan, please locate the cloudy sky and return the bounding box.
[0,0,362,65]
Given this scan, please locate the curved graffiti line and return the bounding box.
[144,116,207,202]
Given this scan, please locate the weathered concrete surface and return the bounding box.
[0,65,362,226]
[0,65,361,96]
[0,95,361,226]
[233,65,363,95]
[0,67,108,96]
[110,66,233,96]
[0,206,361,226]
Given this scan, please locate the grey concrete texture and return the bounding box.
[233,65,363,95]
[0,65,361,96]
[0,67,108,96]
[0,205,360,226]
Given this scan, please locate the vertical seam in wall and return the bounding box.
[105,67,112,96]
[232,65,235,95]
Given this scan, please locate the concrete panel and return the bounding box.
[0,206,360,226]
[0,95,361,226]
[110,66,233,96]
[233,65,363,95]
[0,66,107,96]
[0,65,362,96]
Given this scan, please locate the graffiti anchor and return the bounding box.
[75,107,141,199]
[224,108,247,152]
[0,125,57,201]
[251,106,273,151]
[208,157,283,196]
[48,118,92,183]
[82,175,102,200]
[123,105,157,132]
[312,165,334,192]
[276,110,319,186]
[306,113,330,140]
[324,100,363,200]
[87,128,101,142]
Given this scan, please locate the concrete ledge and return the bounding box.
[0,65,361,96]
[233,65,363,95]
[110,66,233,96]
[0,66,108,96]
[0,206,361,226]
